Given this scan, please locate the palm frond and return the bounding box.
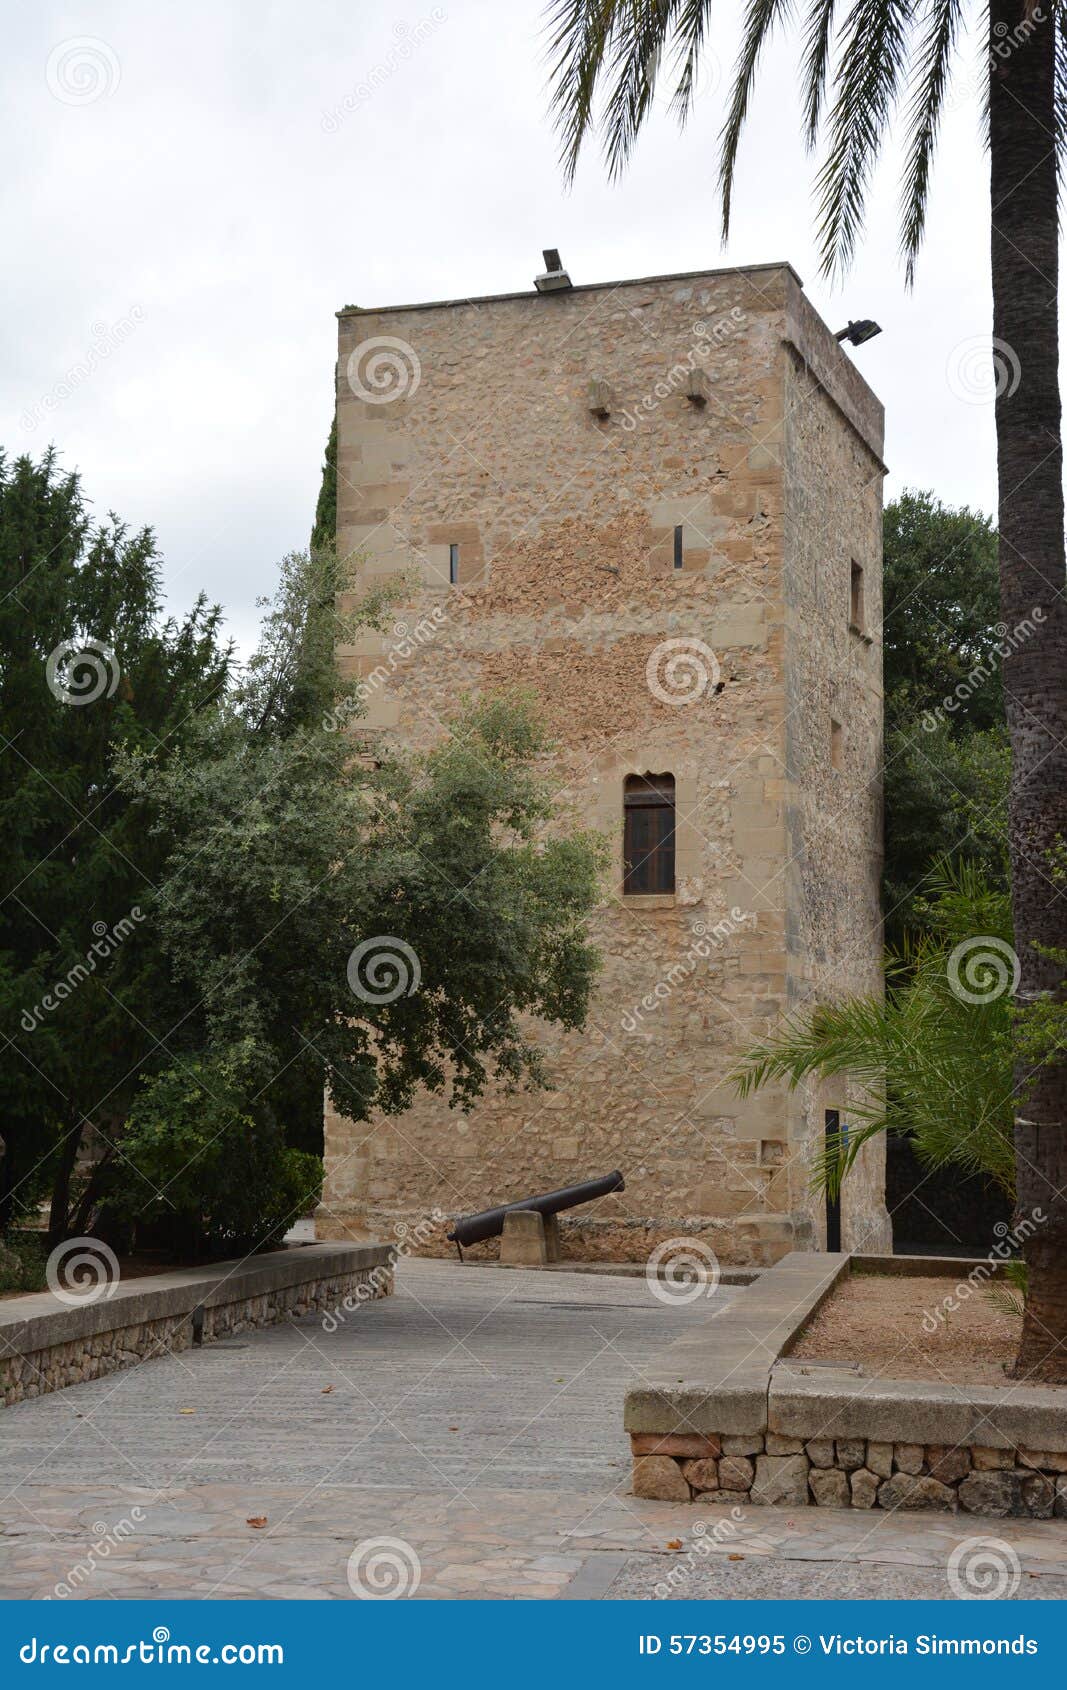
[546,1,687,183]
[899,0,963,283]
[810,1119,888,1198]
[800,0,840,148]
[545,0,627,184]
[812,0,911,275]
[719,0,792,238]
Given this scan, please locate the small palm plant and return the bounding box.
[730,862,1021,1201]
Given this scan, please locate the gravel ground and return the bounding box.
[789,1273,1028,1386]
[603,1555,1067,1601]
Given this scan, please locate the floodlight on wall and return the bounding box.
[835,319,882,347]
[535,248,573,292]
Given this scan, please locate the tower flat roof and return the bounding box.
[336,260,804,318]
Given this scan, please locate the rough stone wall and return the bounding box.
[631,1431,1067,1517]
[779,277,891,1254]
[320,262,886,1266]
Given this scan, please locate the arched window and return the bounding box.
[623,774,676,895]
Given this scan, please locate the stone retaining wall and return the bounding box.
[0,1242,392,1408]
[625,1251,1067,1516]
[631,1430,1067,1517]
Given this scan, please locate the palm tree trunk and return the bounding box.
[989,1,1067,1381]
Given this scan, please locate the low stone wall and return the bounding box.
[0,1242,393,1408]
[626,1251,1067,1517]
[631,1430,1067,1517]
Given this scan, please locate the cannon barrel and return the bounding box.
[447,1170,625,1249]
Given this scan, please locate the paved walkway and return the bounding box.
[1,1260,1065,1600]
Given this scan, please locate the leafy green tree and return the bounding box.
[546,0,1067,1379]
[310,415,337,555]
[0,449,231,1239]
[110,544,606,1245]
[883,492,1002,732]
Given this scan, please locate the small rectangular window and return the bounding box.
[850,560,865,632]
[673,525,684,570]
[449,543,459,585]
[623,774,676,895]
[830,718,844,771]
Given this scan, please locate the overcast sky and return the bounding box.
[3,0,1008,652]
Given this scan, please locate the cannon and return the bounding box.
[447,1170,625,1257]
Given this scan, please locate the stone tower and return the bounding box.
[318,257,892,1267]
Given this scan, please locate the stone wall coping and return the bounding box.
[624,1251,849,1435]
[623,1249,1067,1453]
[0,1242,392,1355]
[768,1369,1067,1452]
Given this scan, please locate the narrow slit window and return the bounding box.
[673,525,684,570]
[623,774,676,895]
[449,543,459,585]
[831,718,844,771]
[850,560,865,632]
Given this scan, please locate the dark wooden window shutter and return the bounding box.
[623,774,676,895]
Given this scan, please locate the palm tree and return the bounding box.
[731,864,1025,1203]
[546,0,1067,1379]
